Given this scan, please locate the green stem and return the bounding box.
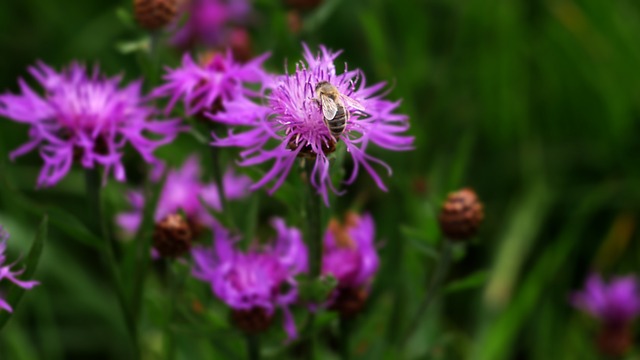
[85,170,139,358]
[302,159,323,359]
[164,260,177,360]
[211,145,237,230]
[246,334,260,360]
[338,317,351,360]
[401,240,454,347]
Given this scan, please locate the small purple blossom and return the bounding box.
[171,0,251,49]
[212,44,414,204]
[0,227,39,312]
[151,51,270,117]
[571,273,640,327]
[0,62,183,187]
[323,212,379,290]
[116,155,252,234]
[191,220,307,339]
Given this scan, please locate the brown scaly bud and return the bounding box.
[284,0,324,11]
[133,0,177,31]
[438,188,484,241]
[329,287,368,318]
[597,324,633,358]
[231,307,274,334]
[153,213,193,258]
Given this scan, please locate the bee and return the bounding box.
[314,81,365,141]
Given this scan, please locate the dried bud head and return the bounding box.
[231,307,274,334]
[153,213,193,258]
[438,188,484,240]
[134,0,177,30]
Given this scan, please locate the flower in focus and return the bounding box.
[171,0,251,49]
[0,226,39,312]
[212,44,414,204]
[191,219,307,338]
[571,274,640,356]
[0,62,183,187]
[151,50,270,118]
[322,212,378,317]
[116,155,252,256]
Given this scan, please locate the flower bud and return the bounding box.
[438,188,484,240]
[231,307,274,334]
[133,0,177,30]
[153,213,193,258]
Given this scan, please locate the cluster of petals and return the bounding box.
[151,50,271,117]
[171,0,251,49]
[572,273,640,327]
[0,227,39,312]
[322,212,379,291]
[191,220,307,339]
[0,62,182,187]
[116,155,252,234]
[211,44,414,204]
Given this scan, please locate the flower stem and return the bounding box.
[302,159,323,359]
[211,145,237,230]
[84,169,139,358]
[401,239,454,347]
[164,260,177,360]
[246,334,260,360]
[338,317,351,360]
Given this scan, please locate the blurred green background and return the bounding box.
[1,0,640,359]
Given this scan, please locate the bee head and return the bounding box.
[315,81,331,93]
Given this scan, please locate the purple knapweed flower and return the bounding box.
[116,155,252,235]
[322,212,378,316]
[192,219,307,338]
[0,227,39,312]
[0,62,183,187]
[572,273,640,327]
[212,44,414,204]
[171,0,251,49]
[151,50,270,117]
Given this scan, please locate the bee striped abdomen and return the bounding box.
[327,106,347,136]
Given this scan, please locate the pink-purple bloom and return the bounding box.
[171,0,251,49]
[151,51,270,117]
[0,62,183,187]
[116,155,252,235]
[0,226,39,312]
[571,274,640,327]
[191,220,307,339]
[323,212,379,292]
[212,44,414,204]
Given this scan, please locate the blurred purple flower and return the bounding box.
[151,51,270,117]
[0,62,183,187]
[572,274,640,327]
[0,227,39,312]
[171,0,251,49]
[192,219,307,338]
[116,155,252,235]
[322,212,379,290]
[212,44,414,204]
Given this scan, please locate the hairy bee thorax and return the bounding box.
[287,138,337,158]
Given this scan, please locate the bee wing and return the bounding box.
[340,94,366,112]
[320,94,339,120]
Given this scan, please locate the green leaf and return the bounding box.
[0,215,47,331]
[296,274,338,304]
[444,270,489,294]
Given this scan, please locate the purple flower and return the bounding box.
[0,227,39,312]
[323,212,379,289]
[571,274,640,327]
[171,0,251,49]
[0,62,183,187]
[116,155,252,235]
[212,44,414,204]
[151,51,270,117]
[192,219,307,338]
